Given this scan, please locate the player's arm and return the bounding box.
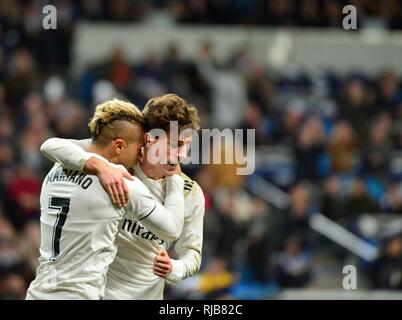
[40,137,133,206]
[40,138,92,171]
[127,175,185,242]
[155,188,205,284]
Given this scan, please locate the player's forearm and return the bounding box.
[166,252,202,284]
[140,175,185,241]
[40,138,92,172]
[166,194,205,284]
[163,175,186,238]
[165,174,185,218]
[83,156,110,175]
[166,225,203,283]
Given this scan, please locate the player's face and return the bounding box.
[147,133,191,177]
[160,133,192,176]
[118,129,145,169]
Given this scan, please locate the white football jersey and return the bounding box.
[26,156,184,300]
[39,138,204,300]
[104,164,204,300]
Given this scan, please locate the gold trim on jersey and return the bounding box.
[180,172,195,197]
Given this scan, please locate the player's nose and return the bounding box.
[177,145,187,161]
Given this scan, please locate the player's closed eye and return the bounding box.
[170,141,185,149]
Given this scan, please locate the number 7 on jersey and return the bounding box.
[48,197,71,261]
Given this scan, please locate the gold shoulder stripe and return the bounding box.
[181,172,196,196]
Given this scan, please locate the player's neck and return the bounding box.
[139,157,164,180]
[88,144,114,163]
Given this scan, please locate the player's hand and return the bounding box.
[153,250,173,278]
[85,157,134,207]
[173,164,182,175]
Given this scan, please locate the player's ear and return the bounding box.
[114,138,126,154]
[144,132,158,148]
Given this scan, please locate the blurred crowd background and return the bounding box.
[1,0,402,300]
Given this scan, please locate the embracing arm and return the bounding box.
[40,138,92,171]
[40,137,133,206]
[127,175,185,242]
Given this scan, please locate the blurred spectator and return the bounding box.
[4,165,41,231]
[0,142,13,171]
[0,217,25,276]
[162,44,189,96]
[277,100,305,145]
[107,47,134,96]
[370,235,402,289]
[345,178,381,217]
[5,49,40,109]
[195,166,219,264]
[18,93,50,171]
[107,0,135,22]
[196,43,246,129]
[207,142,247,189]
[279,183,315,248]
[0,273,27,300]
[321,175,346,221]
[211,187,249,267]
[274,235,312,288]
[244,63,276,115]
[92,79,119,106]
[294,116,327,181]
[245,198,283,283]
[79,0,104,21]
[380,183,402,214]
[339,79,374,143]
[328,120,357,173]
[324,0,342,27]
[376,71,402,116]
[47,98,87,139]
[168,257,236,300]
[164,44,211,114]
[198,257,236,299]
[240,102,271,146]
[299,0,325,27]
[136,49,165,82]
[18,220,40,280]
[361,114,392,180]
[135,49,167,101]
[262,0,296,26]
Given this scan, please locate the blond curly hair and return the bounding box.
[88,98,145,144]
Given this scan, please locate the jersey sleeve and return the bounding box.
[126,175,185,242]
[40,138,92,172]
[166,184,205,284]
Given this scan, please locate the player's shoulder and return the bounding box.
[45,163,69,181]
[180,172,204,200]
[125,176,149,195]
[49,162,62,172]
[180,172,195,192]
